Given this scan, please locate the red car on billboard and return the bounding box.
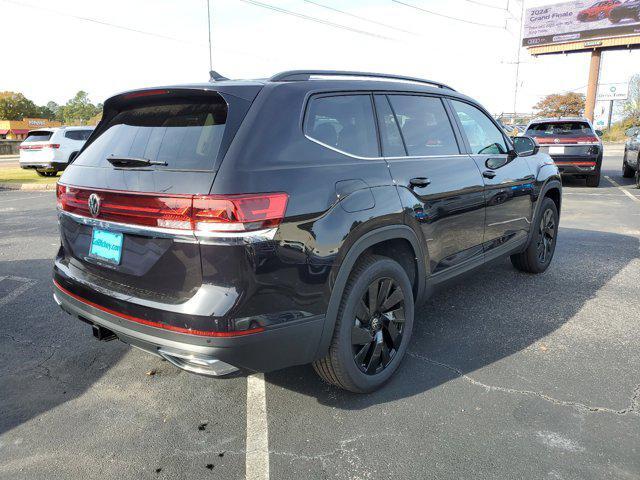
[577,0,622,21]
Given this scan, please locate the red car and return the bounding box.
[577,0,621,21]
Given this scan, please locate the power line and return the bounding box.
[392,0,506,30]
[299,0,419,36]
[462,0,508,11]
[237,0,396,41]
[0,0,201,45]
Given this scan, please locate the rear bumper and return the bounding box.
[20,161,67,170]
[552,156,601,176]
[53,281,325,374]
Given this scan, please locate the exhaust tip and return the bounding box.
[157,348,239,377]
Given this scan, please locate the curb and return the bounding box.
[0,183,57,191]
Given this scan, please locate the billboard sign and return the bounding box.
[596,82,629,101]
[523,1,640,47]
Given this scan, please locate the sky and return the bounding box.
[1,0,638,115]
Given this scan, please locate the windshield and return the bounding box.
[73,98,227,170]
[23,131,53,142]
[526,122,594,137]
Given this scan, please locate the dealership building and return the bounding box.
[0,118,62,140]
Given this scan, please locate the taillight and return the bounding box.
[193,194,289,232]
[57,186,288,233]
[19,144,59,150]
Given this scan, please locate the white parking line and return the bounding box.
[0,276,36,307]
[246,372,269,480]
[604,176,640,203]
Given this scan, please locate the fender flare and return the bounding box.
[527,177,562,245]
[314,225,427,360]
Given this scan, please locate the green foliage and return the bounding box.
[0,92,40,120]
[59,91,102,125]
[534,92,586,118]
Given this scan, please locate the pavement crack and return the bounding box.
[408,351,640,417]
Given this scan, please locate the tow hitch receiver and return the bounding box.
[92,324,117,341]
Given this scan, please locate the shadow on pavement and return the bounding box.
[267,227,639,409]
[0,259,128,435]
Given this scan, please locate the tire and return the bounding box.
[623,158,635,178]
[35,169,47,177]
[313,255,414,393]
[511,197,559,274]
[36,169,57,177]
[586,174,600,187]
[610,15,619,23]
[636,170,640,189]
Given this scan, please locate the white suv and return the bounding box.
[19,126,94,176]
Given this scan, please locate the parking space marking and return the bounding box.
[604,176,640,203]
[246,373,269,480]
[0,275,36,307]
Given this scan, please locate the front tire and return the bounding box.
[511,197,559,274]
[313,255,414,393]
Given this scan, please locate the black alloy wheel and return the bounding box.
[537,208,556,264]
[351,277,405,375]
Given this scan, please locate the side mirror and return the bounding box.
[595,130,604,137]
[513,136,539,157]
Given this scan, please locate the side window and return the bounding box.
[387,95,459,156]
[65,130,93,141]
[451,100,508,155]
[374,95,406,157]
[304,95,378,158]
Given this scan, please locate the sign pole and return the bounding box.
[607,100,614,130]
[585,49,602,123]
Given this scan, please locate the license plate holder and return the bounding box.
[549,146,565,155]
[89,228,123,265]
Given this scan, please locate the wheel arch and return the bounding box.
[314,225,427,360]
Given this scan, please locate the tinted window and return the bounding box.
[451,100,508,155]
[23,131,53,143]
[374,95,406,157]
[65,129,93,141]
[305,95,378,158]
[387,95,459,156]
[526,122,594,137]
[73,99,227,170]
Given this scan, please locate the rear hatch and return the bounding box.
[55,86,260,307]
[526,121,600,161]
[19,130,56,163]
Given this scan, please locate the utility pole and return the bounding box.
[512,0,525,123]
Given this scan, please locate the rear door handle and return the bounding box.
[409,177,431,188]
[482,170,497,179]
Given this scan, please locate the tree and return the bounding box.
[621,74,640,123]
[0,91,40,120]
[59,91,102,125]
[534,92,585,117]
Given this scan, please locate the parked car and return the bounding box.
[578,0,621,21]
[53,71,562,393]
[622,126,640,187]
[19,126,95,176]
[525,118,603,187]
[609,0,640,22]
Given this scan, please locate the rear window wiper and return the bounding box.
[107,155,168,168]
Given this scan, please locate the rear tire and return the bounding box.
[36,169,57,177]
[636,170,640,189]
[623,157,634,178]
[511,197,559,274]
[313,255,414,393]
[586,174,600,187]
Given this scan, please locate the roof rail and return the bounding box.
[269,70,456,91]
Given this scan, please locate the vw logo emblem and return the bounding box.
[88,193,101,217]
[554,138,560,144]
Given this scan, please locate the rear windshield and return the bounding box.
[73,98,227,170]
[23,131,53,142]
[527,122,593,137]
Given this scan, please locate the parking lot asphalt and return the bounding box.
[1,147,639,480]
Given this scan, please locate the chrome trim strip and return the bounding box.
[59,210,278,243]
[304,134,468,161]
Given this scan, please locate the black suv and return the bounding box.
[609,0,640,22]
[53,71,562,393]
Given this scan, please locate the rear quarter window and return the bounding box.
[304,94,378,158]
[73,98,227,170]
